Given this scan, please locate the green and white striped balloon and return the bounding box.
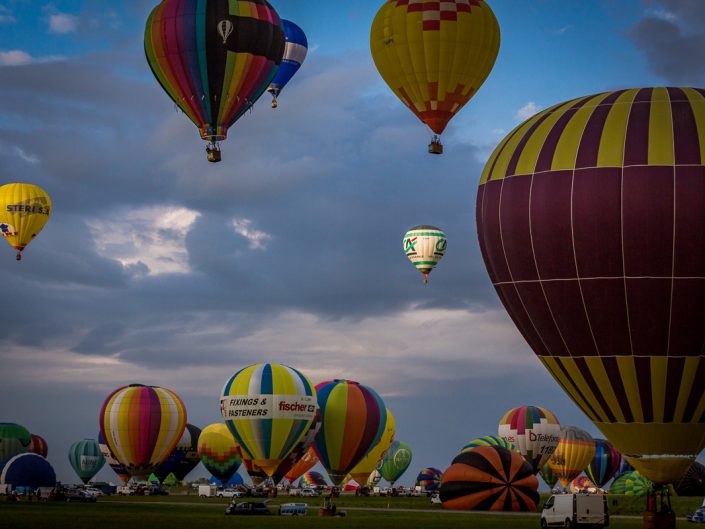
[402,225,447,283]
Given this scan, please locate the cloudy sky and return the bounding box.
[1,0,704,486]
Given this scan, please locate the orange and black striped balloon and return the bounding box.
[440,446,539,511]
[476,87,705,484]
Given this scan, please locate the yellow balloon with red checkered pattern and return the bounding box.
[370,0,500,143]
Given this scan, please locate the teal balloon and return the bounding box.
[68,439,105,484]
[0,423,32,461]
[378,440,412,485]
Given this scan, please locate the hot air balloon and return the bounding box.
[673,462,705,496]
[539,463,559,490]
[300,470,328,488]
[616,459,634,478]
[0,423,31,462]
[267,19,307,108]
[476,87,705,485]
[284,447,319,484]
[144,0,286,162]
[403,226,447,283]
[569,475,598,494]
[0,183,51,260]
[99,384,187,478]
[586,439,622,489]
[28,434,48,458]
[313,379,387,486]
[270,408,321,484]
[349,408,395,486]
[462,435,517,453]
[197,423,242,483]
[416,467,443,492]
[0,453,56,489]
[379,440,412,486]
[498,406,561,474]
[220,363,318,477]
[68,439,105,484]
[98,431,130,484]
[440,446,539,511]
[368,469,382,487]
[548,426,595,489]
[154,423,201,482]
[370,0,500,154]
[242,458,268,487]
[610,470,652,497]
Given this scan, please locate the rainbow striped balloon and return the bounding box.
[498,405,561,473]
[462,435,517,454]
[586,438,622,488]
[99,384,187,478]
[313,380,387,486]
[220,363,318,476]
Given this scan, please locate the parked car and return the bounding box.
[146,486,169,496]
[84,487,104,497]
[116,486,134,496]
[430,492,441,505]
[249,487,269,498]
[65,489,97,503]
[224,501,272,515]
[396,487,410,497]
[217,488,246,499]
[299,488,319,497]
[688,507,705,523]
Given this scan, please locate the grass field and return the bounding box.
[1,494,701,529]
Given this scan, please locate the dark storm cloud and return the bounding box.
[628,0,705,83]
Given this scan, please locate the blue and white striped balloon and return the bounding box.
[267,19,308,107]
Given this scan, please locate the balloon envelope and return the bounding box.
[539,463,559,489]
[610,470,651,496]
[267,19,307,103]
[98,430,130,484]
[99,384,187,478]
[283,447,318,484]
[0,423,31,462]
[440,446,539,512]
[0,183,51,259]
[403,226,447,282]
[370,0,500,138]
[477,87,705,485]
[350,408,395,485]
[569,475,598,494]
[0,453,56,489]
[197,423,242,483]
[313,379,387,486]
[586,439,622,488]
[154,423,201,482]
[548,426,595,489]
[416,467,443,492]
[462,435,517,454]
[68,439,105,484]
[378,440,412,485]
[300,471,328,488]
[498,406,561,473]
[28,435,48,458]
[673,462,705,497]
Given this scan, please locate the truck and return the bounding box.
[541,494,609,529]
[199,484,217,498]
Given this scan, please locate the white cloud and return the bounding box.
[231,218,271,250]
[88,205,201,275]
[555,25,574,35]
[515,101,540,121]
[646,8,678,22]
[0,5,15,24]
[49,12,78,34]
[0,49,32,66]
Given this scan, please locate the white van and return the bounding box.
[541,494,609,528]
[279,502,308,516]
[199,484,217,498]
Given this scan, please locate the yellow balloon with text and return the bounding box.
[0,183,52,260]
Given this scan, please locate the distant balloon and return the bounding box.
[610,470,651,497]
[99,384,187,478]
[539,463,558,490]
[673,462,705,497]
[313,379,387,485]
[403,226,447,283]
[0,183,52,260]
[548,426,595,489]
[68,439,106,484]
[350,408,395,486]
[367,469,382,487]
[284,447,318,485]
[378,440,412,486]
[462,435,517,454]
[267,19,307,108]
[498,406,561,473]
[154,424,201,482]
[441,446,539,512]
[0,453,56,489]
[98,431,130,484]
[28,434,48,458]
[221,363,318,477]
[569,475,598,494]
[197,423,242,484]
[586,439,622,488]
[370,0,500,153]
[0,423,31,462]
[416,467,443,492]
[300,471,328,488]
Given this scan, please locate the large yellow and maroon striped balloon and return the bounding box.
[476,87,705,484]
[99,384,187,478]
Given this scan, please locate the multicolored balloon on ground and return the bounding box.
[379,440,412,485]
[0,183,52,260]
[313,379,387,485]
[586,438,622,488]
[403,226,447,283]
[476,87,705,485]
[154,423,201,482]
[416,467,443,491]
[0,453,56,489]
[144,0,285,162]
[610,470,652,496]
[569,475,598,494]
[284,447,319,484]
[197,423,242,483]
[68,439,105,484]
[221,363,318,477]
[462,435,517,454]
[300,470,328,488]
[99,384,187,478]
[548,426,595,489]
[0,423,31,462]
[98,431,130,484]
[673,462,705,497]
[350,408,395,486]
[498,406,561,473]
[370,0,500,153]
[440,446,539,511]
[267,19,307,108]
[28,434,48,458]
[539,463,559,489]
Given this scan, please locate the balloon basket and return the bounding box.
[318,507,337,517]
[271,99,278,109]
[206,143,221,163]
[428,137,443,155]
[643,510,676,529]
